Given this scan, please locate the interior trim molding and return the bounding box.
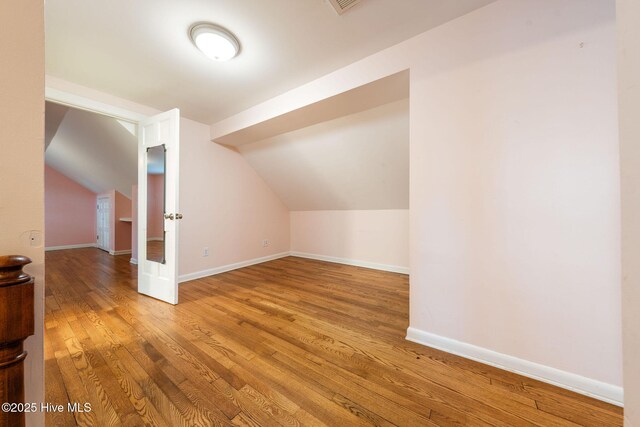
[405,326,624,406]
[45,86,148,122]
[45,243,96,251]
[178,252,291,283]
[130,258,138,265]
[109,249,132,256]
[289,251,409,274]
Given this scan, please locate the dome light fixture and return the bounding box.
[189,23,240,62]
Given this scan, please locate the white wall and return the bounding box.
[178,117,290,280]
[211,0,622,403]
[617,0,640,423]
[409,0,621,398]
[291,210,409,272]
[240,99,410,275]
[0,2,44,425]
[240,100,410,276]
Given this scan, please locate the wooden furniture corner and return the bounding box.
[0,255,35,427]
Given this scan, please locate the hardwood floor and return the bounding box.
[44,248,622,426]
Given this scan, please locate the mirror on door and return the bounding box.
[146,145,166,264]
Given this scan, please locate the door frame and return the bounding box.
[45,86,149,123]
[44,85,163,275]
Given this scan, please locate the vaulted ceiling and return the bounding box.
[45,103,137,198]
[45,0,495,124]
[45,102,68,150]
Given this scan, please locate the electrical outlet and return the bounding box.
[203,247,209,257]
[262,239,269,247]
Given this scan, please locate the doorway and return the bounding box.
[44,89,182,305]
[96,195,110,252]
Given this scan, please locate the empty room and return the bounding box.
[2,0,640,426]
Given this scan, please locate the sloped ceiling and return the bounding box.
[239,99,408,211]
[44,102,68,150]
[213,70,409,147]
[45,0,495,124]
[45,103,137,197]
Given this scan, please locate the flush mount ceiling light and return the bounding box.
[189,23,240,61]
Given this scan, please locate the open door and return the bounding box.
[137,109,181,304]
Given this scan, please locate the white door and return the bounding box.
[96,196,110,251]
[137,108,181,304]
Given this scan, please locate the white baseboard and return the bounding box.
[109,249,132,256]
[45,243,96,251]
[178,252,290,283]
[406,326,623,406]
[130,258,138,265]
[289,251,409,274]
[177,251,408,283]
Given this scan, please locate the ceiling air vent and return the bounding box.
[327,0,361,15]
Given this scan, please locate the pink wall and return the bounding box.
[114,190,132,252]
[98,189,132,253]
[45,165,97,248]
[618,0,640,422]
[406,1,621,393]
[290,210,409,271]
[0,2,45,422]
[147,174,164,239]
[179,117,290,277]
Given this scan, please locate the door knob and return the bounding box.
[176,213,183,220]
[164,213,174,220]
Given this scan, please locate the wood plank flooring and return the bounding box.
[44,248,623,426]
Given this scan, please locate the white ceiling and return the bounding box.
[45,103,137,198]
[239,99,409,211]
[45,0,495,124]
